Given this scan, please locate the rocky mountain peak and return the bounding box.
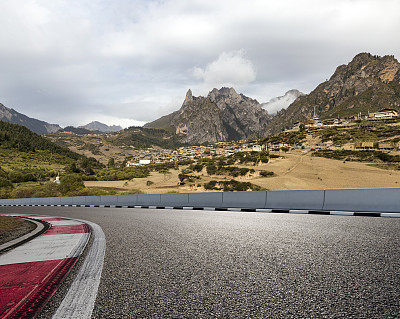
[146,87,272,144]
[267,52,400,134]
[183,89,193,105]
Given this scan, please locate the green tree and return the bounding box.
[206,163,217,175]
[108,158,115,168]
[59,174,85,195]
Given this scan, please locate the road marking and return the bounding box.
[52,219,106,319]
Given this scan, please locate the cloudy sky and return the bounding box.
[0,0,399,127]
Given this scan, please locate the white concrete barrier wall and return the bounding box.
[85,196,102,205]
[222,191,267,208]
[160,193,189,207]
[100,195,118,206]
[188,192,223,208]
[265,190,325,210]
[1,188,400,212]
[60,197,74,205]
[116,195,138,206]
[137,194,161,206]
[323,188,400,212]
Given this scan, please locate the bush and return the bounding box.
[0,177,13,188]
[259,170,275,177]
[206,163,217,175]
[59,174,85,195]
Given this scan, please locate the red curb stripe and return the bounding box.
[38,218,70,221]
[43,224,90,235]
[0,258,79,319]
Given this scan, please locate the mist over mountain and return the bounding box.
[261,89,304,114]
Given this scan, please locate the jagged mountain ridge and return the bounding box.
[145,87,273,144]
[78,121,122,133]
[267,53,400,133]
[261,89,304,114]
[0,103,61,134]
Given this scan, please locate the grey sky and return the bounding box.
[0,0,399,127]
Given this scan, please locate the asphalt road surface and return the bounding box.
[2,206,400,318]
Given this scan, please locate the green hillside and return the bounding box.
[107,126,183,149]
[0,121,100,186]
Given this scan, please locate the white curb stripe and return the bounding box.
[0,233,89,265]
[52,220,106,319]
[381,213,400,218]
[330,211,355,216]
[46,220,85,226]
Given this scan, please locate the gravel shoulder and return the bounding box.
[0,216,36,246]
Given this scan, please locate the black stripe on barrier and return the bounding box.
[215,208,228,211]
[272,209,290,213]
[354,212,381,217]
[309,210,330,215]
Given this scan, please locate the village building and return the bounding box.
[354,141,374,150]
[369,108,399,119]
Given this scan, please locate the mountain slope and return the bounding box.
[267,53,400,133]
[0,120,95,161]
[145,87,273,144]
[0,103,61,134]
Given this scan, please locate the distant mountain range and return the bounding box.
[1,52,399,143]
[78,121,122,133]
[0,103,62,134]
[0,103,122,135]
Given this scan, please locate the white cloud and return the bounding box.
[0,0,399,126]
[192,50,256,93]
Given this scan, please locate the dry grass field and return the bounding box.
[85,150,400,193]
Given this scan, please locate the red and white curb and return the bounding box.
[0,214,105,319]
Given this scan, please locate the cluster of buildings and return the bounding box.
[123,142,269,166]
[123,108,400,167]
[293,108,399,129]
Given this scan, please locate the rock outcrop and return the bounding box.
[146,87,273,144]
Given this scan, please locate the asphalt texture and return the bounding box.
[1,206,400,318]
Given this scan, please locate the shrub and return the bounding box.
[259,170,275,177]
[59,174,85,195]
[0,177,13,188]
